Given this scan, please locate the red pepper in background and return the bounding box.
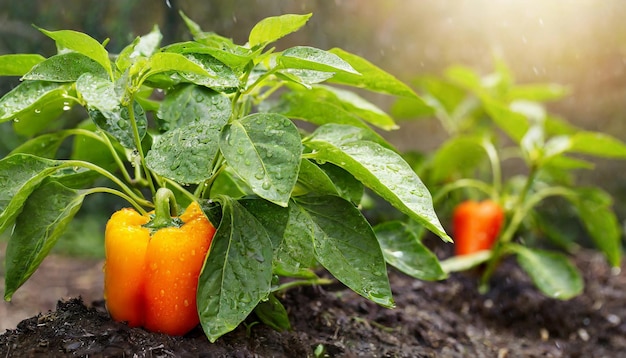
[452,200,504,256]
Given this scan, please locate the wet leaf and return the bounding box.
[197,196,273,342]
[4,180,85,300]
[37,27,112,79]
[375,221,446,281]
[22,52,108,82]
[146,121,223,184]
[0,154,62,234]
[304,124,450,242]
[220,113,302,207]
[295,195,394,308]
[328,48,421,99]
[0,81,70,123]
[157,84,231,132]
[280,46,359,75]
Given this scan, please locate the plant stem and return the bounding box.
[271,277,335,293]
[63,160,152,209]
[433,178,494,205]
[127,100,156,196]
[481,137,502,201]
[479,164,539,291]
[150,187,178,228]
[83,187,148,215]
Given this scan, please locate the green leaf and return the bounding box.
[0,54,46,76]
[240,197,317,277]
[570,187,622,267]
[164,41,254,72]
[514,246,584,300]
[76,73,119,111]
[0,81,71,123]
[304,124,450,242]
[295,195,394,307]
[328,48,420,99]
[144,52,214,80]
[569,131,626,159]
[319,85,397,130]
[374,221,446,281]
[482,96,530,142]
[294,159,341,197]
[219,113,302,207]
[157,85,231,132]
[88,101,147,149]
[280,46,359,75]
[176,53,239,90]
[429,136,487,182]
[318,163,364,205]
[276,69,335,88]
[506,83,570,102]
[116,25,163,72]
[22,52,108,82]
[146,121,223,184]
[4,180,84,300]
[37,27,112,79]
[253,293,291,332]
[10,131,69,158]
[0,154,63,234]
[197,196,273,342]
[249,13,312,48]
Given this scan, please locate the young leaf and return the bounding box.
[569,187,622,267]
[37,27,113,79]
[0,81,70,123]
[164,41,254,72]
[506,83,570,102]
[0,154,63,234]
[146,121,223,184]
[219,113,302,207]
[22,52,108,82]
[280,46,359,75]
[249,13,312,48]
[304,124,450,242]
[197,196,273,342]
[568,131,626,159]
[514,246,584,300]
[328,48,421,99]
[4,180,85,300]
[116,25,163,72]
[374,221,446,281]
[295,195,394,307]
[253,293,291,332]
[0,54,46,76]
[481,96,530,142]
[428,136,487,183]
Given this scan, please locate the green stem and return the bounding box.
[63,160,152,209]
[162,177,197,204]
[83,187,148,215]
[479,164,539,291]
[127,100,156,196]
[149,187,178,228]
[481,137,502,201]
[272,277,334,293]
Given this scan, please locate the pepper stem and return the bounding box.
[145,187,180,230]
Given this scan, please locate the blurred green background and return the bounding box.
[1,0,626,257]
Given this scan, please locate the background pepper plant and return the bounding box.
[393,59,626,299]
[0,13,451,341]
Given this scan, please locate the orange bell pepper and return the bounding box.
[104,194,215,336]
[452,199,504,256]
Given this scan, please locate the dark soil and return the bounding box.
[1,248,626,357]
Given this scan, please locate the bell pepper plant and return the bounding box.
[0,13,450,341]
[393,59,626,299]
